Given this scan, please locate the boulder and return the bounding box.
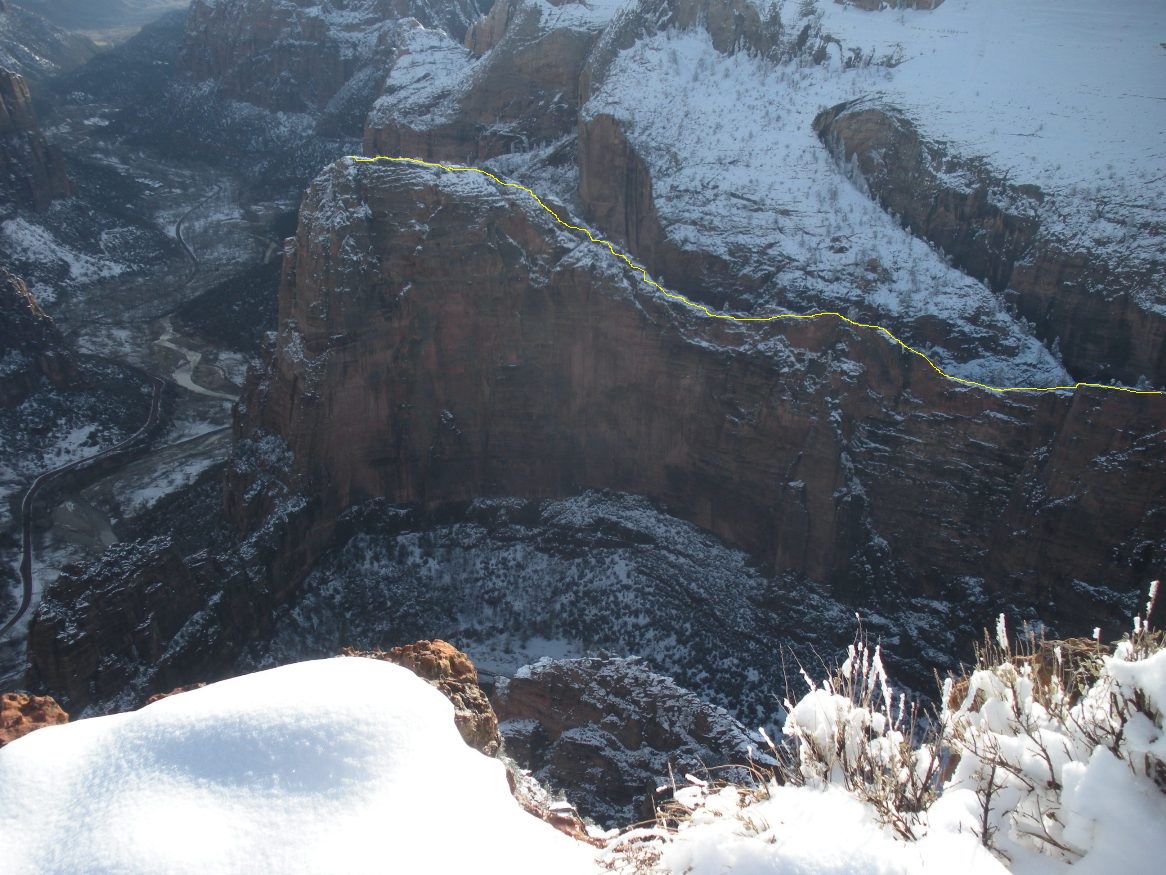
[0,691,68,747]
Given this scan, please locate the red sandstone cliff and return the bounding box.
[813,102,1166,388]
[364,0,612,162]
[230,158,1165,614]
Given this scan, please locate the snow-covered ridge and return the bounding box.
[818,0,1166,314]
[369,0,629,137]
[818,0,1165,213]
[369,22,473,129]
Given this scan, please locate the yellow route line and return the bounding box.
[351,155,1163,397]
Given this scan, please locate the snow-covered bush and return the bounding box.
[938,583,1166,864]
[608,581,1166,873]
[760,581,1166,869]
[776,634,941,839]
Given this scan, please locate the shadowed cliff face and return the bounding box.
[231,159,1165,614]
[0,69,70,211]
[813,103,1166,388]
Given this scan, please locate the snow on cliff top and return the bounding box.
[0,658,598,875]
[584,24,1068,386]
[819,0,1166,203]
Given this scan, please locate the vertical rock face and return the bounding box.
[0,69,70,211]
[178,0,486,113]
[231,159,1164,622]
[813,102,1166,387]
[576,111,758,307]
[0,267,76,407]
[25,538,207,713]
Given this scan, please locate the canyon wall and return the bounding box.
[231,159,1165,612]
[364,0,612,162]
[179,0,486,113]
[0,3,97,82]
[0,69,70,211]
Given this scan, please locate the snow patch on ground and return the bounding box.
[818,0,1165,215]
[816,0,1166,314]
[370,23,473,130]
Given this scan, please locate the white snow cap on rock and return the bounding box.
[0,658,599,875]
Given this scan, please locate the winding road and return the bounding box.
[1,182,235,640]
[0,377,166,638]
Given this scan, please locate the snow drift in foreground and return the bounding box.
[0,658,597,875]
[2,636,1163,874]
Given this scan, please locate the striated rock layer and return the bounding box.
[0,69,70,211]
[233,158,1164,617]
